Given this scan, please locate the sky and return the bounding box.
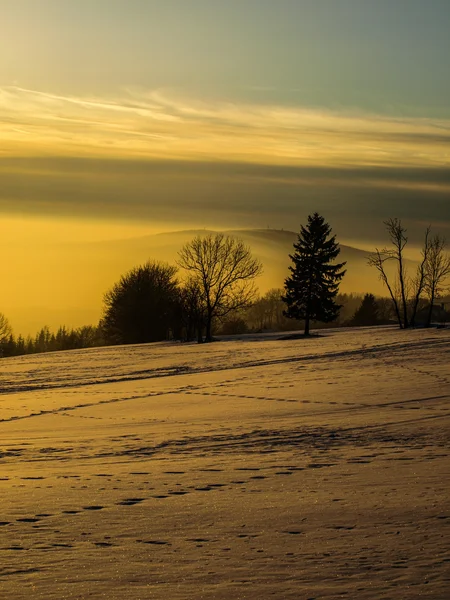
[1,0,450,333]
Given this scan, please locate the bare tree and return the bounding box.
[410,226,431,327]
[369,219,432,329]
[245,288,288,331]
[245,295,269,331]
[376,297,395,323]
[0,313,13,357]
[368,249,403,327]
[178,276,205,343]
[385,218,409,327]
[178,233,263,342]
[0,312,12,343]
[424,235,450,327]
[264,288,287,329]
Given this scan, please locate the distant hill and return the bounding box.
[224,229,375,295]
[82,227,397,297]
[3,228,416,335]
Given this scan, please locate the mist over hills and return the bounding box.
[92,227,391,297]
[4,228,411,336]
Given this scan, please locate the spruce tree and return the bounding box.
[283,213,346,335]
[350,293,380,326]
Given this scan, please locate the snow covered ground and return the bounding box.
[0,326,449,599]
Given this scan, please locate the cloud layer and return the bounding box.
[2,86,450,167]
[1,86,449,246]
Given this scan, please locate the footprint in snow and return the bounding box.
[138,539,171,545]
[117,498,145,506]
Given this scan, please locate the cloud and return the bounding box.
[1,85,450,168]
[1,85,449,245]
[1,156,449,245]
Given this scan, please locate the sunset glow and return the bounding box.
[1,0,449,334]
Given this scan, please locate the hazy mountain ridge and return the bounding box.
[65,228,378,298]
[69,227,372,262]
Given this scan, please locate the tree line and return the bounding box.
[0,324,104,357]
[1,214,449,357]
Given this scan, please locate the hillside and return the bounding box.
[1,327,449,599]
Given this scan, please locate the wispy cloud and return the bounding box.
[1,86,449,168]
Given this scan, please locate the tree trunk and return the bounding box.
[304,315,310,336]
[370,251,402,328]
[393,300,403,329]
[383,274,402,328]
[426,291,435,328]
[304,277,312,336]
[398,256,409,328]
[410,232,430,327]
[205,314,213,342]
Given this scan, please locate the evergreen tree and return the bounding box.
[349,293,380,326]
[25,336,35,354]
[282,213,346,335]
[16,335,26,356]
[6,335,16,357]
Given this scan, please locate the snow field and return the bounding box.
[0,326,449,599]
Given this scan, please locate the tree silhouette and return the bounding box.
[0,313,13,357]
[178,233,262,342]
[245,288,291,331]
[282,213,346,336]
[368,220,446,328]
[349,294,380,326]
[178,276,205,342]
[102,261,179,344]
[424,235,450,326]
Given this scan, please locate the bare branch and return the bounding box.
[368,248,403,327]
[178,234,263,342]
[410,226,431,326]
[424,235,450,326]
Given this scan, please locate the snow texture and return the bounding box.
[0,326,449,599]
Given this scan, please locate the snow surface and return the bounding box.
[0,326,449,599]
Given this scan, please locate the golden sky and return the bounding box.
[2,85,450,168]
[1,1,449,335]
